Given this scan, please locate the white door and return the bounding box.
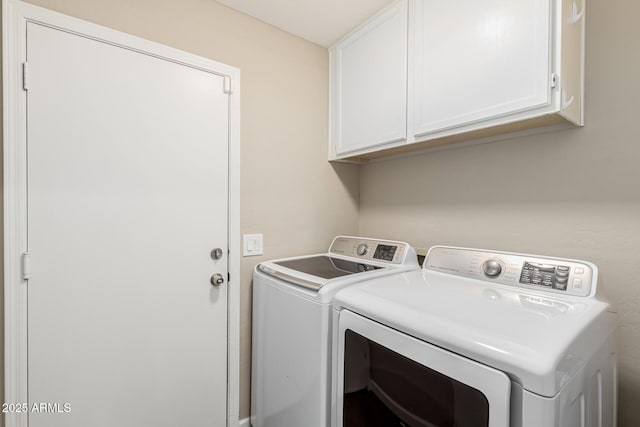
[26,22,229,426]
[412,0,551,137]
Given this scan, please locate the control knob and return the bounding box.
[356,243,369,256]
[482,260,502,278]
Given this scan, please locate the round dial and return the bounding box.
[356,243,369,256]
[482,260,502,278]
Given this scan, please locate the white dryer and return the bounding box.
[333,246,618,427]
[251,236,419,427]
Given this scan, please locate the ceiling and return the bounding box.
[215,0,394,47]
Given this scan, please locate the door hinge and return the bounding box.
[22,62,29,91]
[223,75,232,94]
[22,252,31,280]
[551,73,558,89]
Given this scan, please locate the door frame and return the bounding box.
[2,1,242,426]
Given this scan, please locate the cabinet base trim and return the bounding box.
[338,114,570,163]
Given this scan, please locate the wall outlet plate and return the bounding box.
[243,234,263,257]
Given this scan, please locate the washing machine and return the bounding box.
[332,246,618,427]
[251,236,419,427]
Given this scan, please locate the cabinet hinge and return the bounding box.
[223,76,232,94]
[551,73,558,89]
[22,252,31,280]
[22,62,29,91]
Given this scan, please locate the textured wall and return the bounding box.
[7,0,360,421]
[358,0,640,425]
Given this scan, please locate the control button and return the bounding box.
[482,260,502,278]
[573,278,583,289]
[356,243,368,256]
[556,270,569,278]
[555,276,568,284]
[554,282,567,291]
[575,267,585,275]
[557,266,570,271]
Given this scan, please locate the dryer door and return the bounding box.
[335,309,511,427]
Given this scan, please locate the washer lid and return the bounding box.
[334,269,616,397]
[258,255,388,292]
[274,255,383,279]
[256,236,419,294]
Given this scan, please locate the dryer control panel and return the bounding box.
[425,247,595,297]
[329,236,412,265]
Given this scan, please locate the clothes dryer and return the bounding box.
[333,246,618,427]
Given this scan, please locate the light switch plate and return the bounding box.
[243,233,264,257]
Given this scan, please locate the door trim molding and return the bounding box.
[2,1,242,425]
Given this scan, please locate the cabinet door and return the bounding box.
[331,0,407,156]
[412,0,551,138]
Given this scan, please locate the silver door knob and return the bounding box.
[211,273,225,286]
[211,248,224,260]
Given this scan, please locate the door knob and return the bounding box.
[210,273,225,286]
[211,248,224,260]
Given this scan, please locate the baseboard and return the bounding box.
[238,417,251,427]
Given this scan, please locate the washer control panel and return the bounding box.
[426,247,595,297]
[519,261,571,291]
[329,237,410,265]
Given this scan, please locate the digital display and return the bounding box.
[519,261,570,291]
[373,245,397,261]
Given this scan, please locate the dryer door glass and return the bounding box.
[343,330,489,427]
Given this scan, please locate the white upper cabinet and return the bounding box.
[329,0,585,162]
[329,0,408,159]
[558,0,585,125]
[411,0,552,137]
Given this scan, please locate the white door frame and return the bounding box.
[2,1,241,426]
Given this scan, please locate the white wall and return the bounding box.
[358,0,640,425]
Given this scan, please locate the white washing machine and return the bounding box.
[333,246,618,427]
[251,236,419,427]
